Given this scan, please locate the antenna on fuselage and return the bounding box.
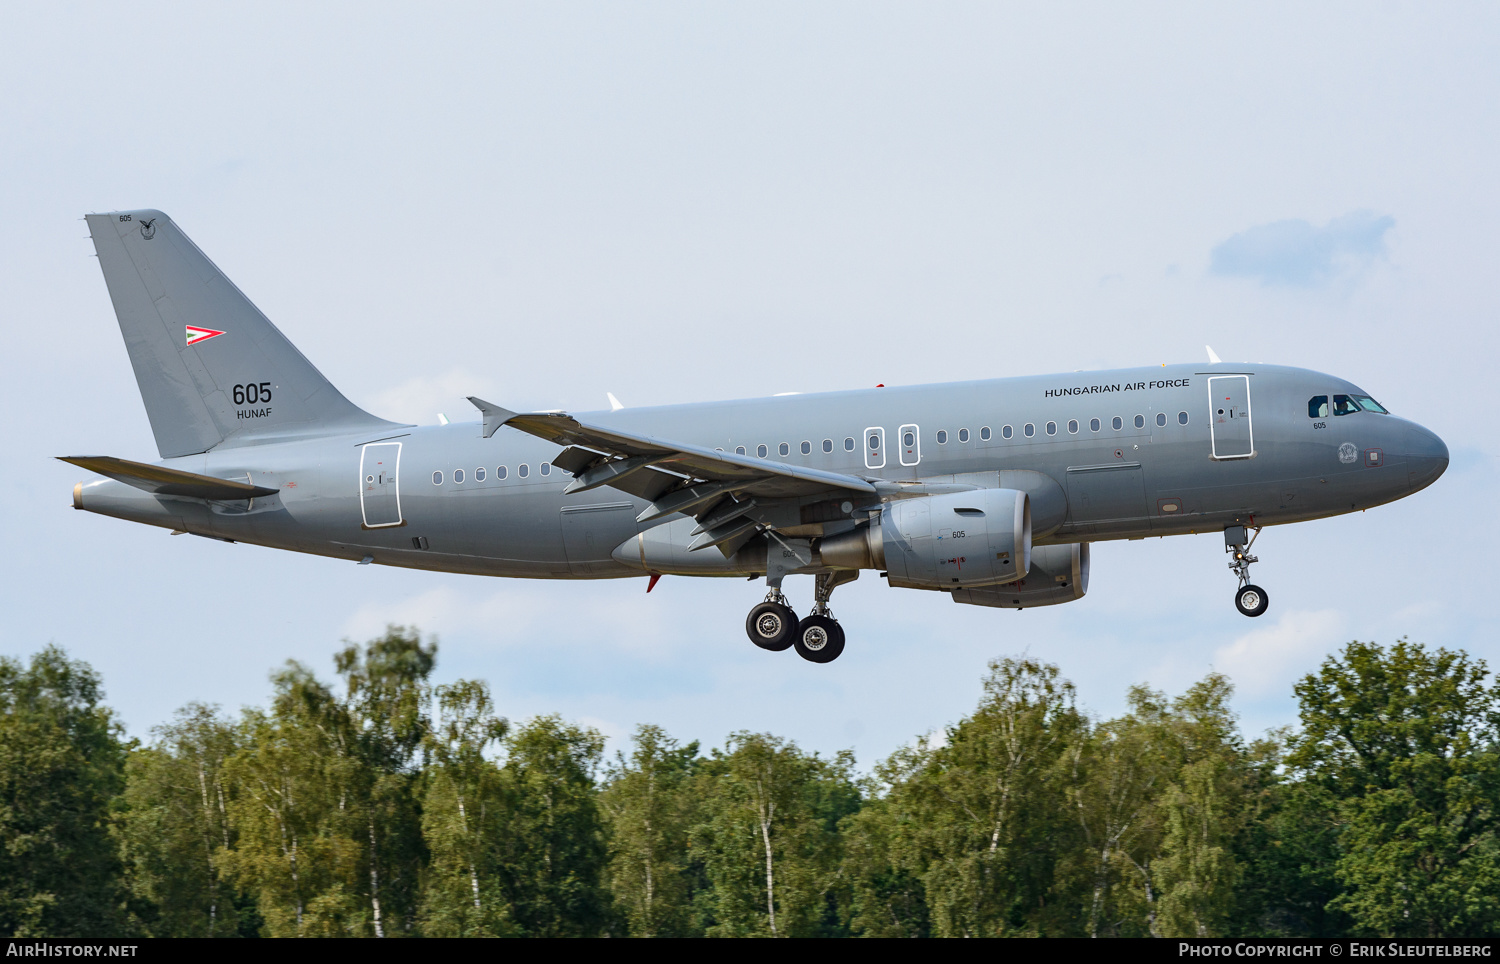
[1205,345,1223,364]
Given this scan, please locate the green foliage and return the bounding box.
[0,646,131,937]
[116,703,251,936]
[879,658,1087,937]
[1289,639,1500,937]
[601,725,701,937]
[216,626,435,936]
[499,715,609,936]
[9,629,1498,939]
[691,733,857,937]
[1151,674,1248,938]
[419,679,514,936]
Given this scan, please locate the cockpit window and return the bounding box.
[1309,395,1329,418]
[1333,393,1388,416]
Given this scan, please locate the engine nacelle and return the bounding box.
[822,488,1031,590]
[951,543,1090,609]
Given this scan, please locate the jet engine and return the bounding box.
[950,542,1090,609]
[820,488,1031,590]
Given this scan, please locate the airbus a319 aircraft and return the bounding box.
[66,211,1449,663]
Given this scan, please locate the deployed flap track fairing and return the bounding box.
[482,399,879,558]
[68,209,1452,664]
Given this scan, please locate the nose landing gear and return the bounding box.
[1225,524,1269,617]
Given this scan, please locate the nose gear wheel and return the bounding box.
[1225,525,1269,617]
[1235,584,1269,617]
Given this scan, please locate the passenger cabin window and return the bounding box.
[823,439,833,453]
[1178,411,1188,425]
[476,467,486,481]
[800,441,811,455]
[980,426,991,441]
[844,437,855,451]
[736,446,746,455]
[1024,423,1035,437]
[779,442,790,456]
[1309,395,1329,418]
[757,444,768,458]
[1134,414,1145,429]
[958,428,970,443]
[1155,413,1166,427]
[936,430,947,444]
[1046,421,1056,436]
[1067,419,1078,434]
[1112,416,1123,430]
[496,466,507,479]
[432,471,443,485]
[1002,425,1013,439]
[540,462,551,476]
[454,469,465,484]
[1090,418,1101,432]
[518,464,529,478]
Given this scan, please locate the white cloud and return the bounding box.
[363,369,499,426]
[1209,211,1395,287]
[340,582,690,663]
[1212,609,1345,699]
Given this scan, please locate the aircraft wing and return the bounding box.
[470,397,876,553]
[59,455,279,501]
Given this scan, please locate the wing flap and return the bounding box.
[501,410,877,498]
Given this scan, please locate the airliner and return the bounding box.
[65,210,1448,662]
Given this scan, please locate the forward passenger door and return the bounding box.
[1208,375,1254,460]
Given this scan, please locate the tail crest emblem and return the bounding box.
[185,325,225,347]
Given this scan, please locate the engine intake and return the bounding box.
[820,488,1031,590]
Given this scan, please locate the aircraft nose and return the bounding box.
[1405,424,1449,493]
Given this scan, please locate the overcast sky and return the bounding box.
[3,3,1496,764]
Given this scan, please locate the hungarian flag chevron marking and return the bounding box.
[185,325,225,347]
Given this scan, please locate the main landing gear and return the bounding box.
[746,591,797,652]
[744,571,856,663]
[1225,524,1269,618]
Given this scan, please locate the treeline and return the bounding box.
[1,630,1497,938]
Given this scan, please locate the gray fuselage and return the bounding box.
[76,361,1449,585]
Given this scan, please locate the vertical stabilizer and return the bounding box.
[86,210,400,458]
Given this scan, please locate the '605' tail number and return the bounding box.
[233,383,272,405]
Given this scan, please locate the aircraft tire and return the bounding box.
[793,615,845,663]
[1235,584,1269,618]
[747,602,797,651]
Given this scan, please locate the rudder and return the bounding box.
[86,209,398,458]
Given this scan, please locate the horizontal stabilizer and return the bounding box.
[59,455,278,501]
